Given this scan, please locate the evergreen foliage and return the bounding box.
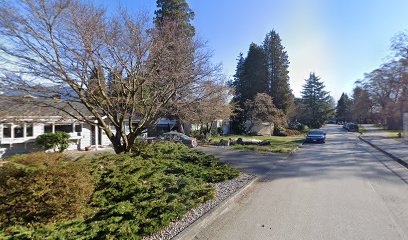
[336,93,352,122]
[263,30,293,114]
[0,143,239,239]
[0,153,94,228]
[230,30,294,133]
[35,132,71,152]
[241,43,269,100]
[299,73,333,128]
[231,44,268,133]
[154,0,195,37]
[231,53,247,133]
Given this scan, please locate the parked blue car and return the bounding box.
[305,130,326,143]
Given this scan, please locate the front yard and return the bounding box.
[210,135,304,153]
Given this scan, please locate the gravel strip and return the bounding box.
[144,173,256,240]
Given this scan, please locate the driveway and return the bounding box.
[197,146,289,176]
[192,125,408,240]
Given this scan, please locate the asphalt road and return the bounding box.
[193,125,408,240]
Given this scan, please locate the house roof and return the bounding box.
[0,95,90,123]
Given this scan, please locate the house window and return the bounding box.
[26,124,33,137]
[14,125,24,138]
[44,124,53,133]
[3,124,11,138]
[75,124,82,132]
[55,124,73,133]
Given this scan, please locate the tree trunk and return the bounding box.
[177,116,185,133]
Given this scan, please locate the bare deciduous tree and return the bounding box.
[361,59,408,128]
[0,0,217,153]
[244,93,285,131]
[184,80,234,137]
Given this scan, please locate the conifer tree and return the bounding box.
[154,0,195,37]
[336,93,352,122]
[154,0,195,133]
[231,44,268,133]
[263,30,293,114]
[241,43,269,100]
[300,73,332,128]
[230,53,246,133]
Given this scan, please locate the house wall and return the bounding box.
[190,120,230,135]
[0,121,116,157]
[0,119,148,157]
[101,128,112,146]
[246,121,274,136]
[80,123,92,149]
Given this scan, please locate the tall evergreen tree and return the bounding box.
[154,0,196,133]
[231,44,269,133]
[263,30,293,114]
[230,53,246,133]
[241,43,269,100]
[232,53,245,102]
[336,93,352,122]
[300,73,332,128]
[154,0,195,37]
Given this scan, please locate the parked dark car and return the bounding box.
[305,130,326,143]
[160,132,198,148]
[343,122,359,132]
[346,123,359,132]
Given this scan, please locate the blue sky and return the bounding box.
[96,0,408,100]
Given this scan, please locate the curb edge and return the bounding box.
[173,176,259,240]
[358,136,408,169]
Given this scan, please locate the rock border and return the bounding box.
[144,173,257,240]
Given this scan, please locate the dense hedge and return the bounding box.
[0,143,239,239]
[0,153,94,227]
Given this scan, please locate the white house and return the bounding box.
[0,96,137,157]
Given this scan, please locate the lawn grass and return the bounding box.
[210,135,304,153]
[385,130,402,139]
[358,124,367,133]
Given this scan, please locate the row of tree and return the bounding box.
[230,30,334,132]
[336,32,408,130]
[230,31,294,133]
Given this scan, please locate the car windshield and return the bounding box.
[309,130,324,135]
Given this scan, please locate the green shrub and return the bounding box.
[0,153,94,228]
[1,143,239,239]
[133,142,239,182]
[274,126,287,136]
[75,153,217,238]
[35,131,71,152]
